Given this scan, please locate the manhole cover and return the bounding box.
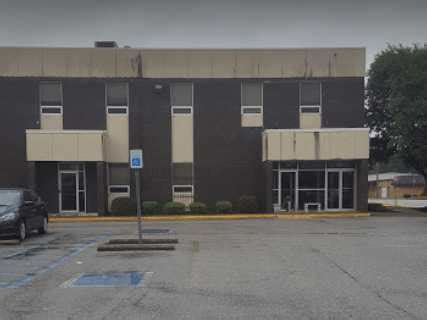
[62,271,148,288]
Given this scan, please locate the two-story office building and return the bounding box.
[0,45,369,214]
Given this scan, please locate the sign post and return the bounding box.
[130,149,143,242]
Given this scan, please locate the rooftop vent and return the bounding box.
[94,41,118,48]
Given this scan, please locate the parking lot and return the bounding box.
[1,216,427,320]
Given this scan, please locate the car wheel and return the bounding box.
[17,221,26,241]
[38,217,48,234]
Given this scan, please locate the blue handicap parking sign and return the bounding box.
[129,149,143,169]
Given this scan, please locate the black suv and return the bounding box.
[0,188,48,241]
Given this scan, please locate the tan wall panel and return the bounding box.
[235,50,260,77]
[66,49,92,77]
[91,48,116,77]
[280,132,294,159]
[172,114,193,163]
[267,131,281,160]
[187,50,212,77]
[41,114,63,130]
[306,49,332,77]
[282,49,308,78]
[42,48,68,76]
[333,48,366,77]
[0,47,365,78]
[26,132,52,161]
[259,50,284,77]
[26,130,105,161]
[17,48,43,76]
[210,50,236,77]
[116,49,141,77]
[78,133,104,161]
[241,114,263,127]
[295,132,316,159]
[300,113,321,129]
[106,114,129,163]
[52,133,78,161]
[0,48,19,76]
[264,128,369,161]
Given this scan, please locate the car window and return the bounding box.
[0,190,22,206]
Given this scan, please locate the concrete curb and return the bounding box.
[50,212,370,223]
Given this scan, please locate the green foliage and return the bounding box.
[237,195,258,213]
[143,201,162,215]
[215,201,233,213]
[162,201,186,214]
[366,45,427,193]
[367,203,387,212]
[110,197,137,216]
[189,202,208,214]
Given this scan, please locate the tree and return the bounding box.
[366,45,427,193]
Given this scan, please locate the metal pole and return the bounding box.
[135,169,142,242]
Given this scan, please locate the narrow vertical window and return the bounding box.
[40,81,62,107]
[106,82,128,114]
[299,81,321,129]
[241,81,263,127]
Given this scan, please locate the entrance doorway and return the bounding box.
[279,171,296,211]
[58,163,86,214]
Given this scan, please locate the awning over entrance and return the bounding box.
[26,130,105,162]
[262,128,369,161]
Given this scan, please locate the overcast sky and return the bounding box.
[0,0,426,68]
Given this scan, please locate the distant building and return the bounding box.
[368,172,425,199]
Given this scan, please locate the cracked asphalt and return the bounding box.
[1,216,427,320]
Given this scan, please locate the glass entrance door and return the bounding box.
[60,172,78,213]
[327,172,340,209]
[326,170,355,210]
[280,171,296,211]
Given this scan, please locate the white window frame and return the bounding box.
[299,105,321,114]
[40,105,63,115]
[171,106,193,115]
[108,185,130,194]
[241,81,263,115]
[106,105,128,115]
[273,162,356,212]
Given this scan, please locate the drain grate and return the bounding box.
[62,271,147,288]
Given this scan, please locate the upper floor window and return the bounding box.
[300,81,321,107]
[241,81,263,108]
[170,83,193,107]
[170,83,193,116]
[40,81,62,107]
[106,82,128,114]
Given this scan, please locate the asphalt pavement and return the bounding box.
[1,216,427,320]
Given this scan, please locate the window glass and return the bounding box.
[109,186,130,193]
[300,82,321,106]
[298,190,325,210]
[107,82,128,106]
[173,186,193,193]
[298,171,325,189]
[342,171,354,189]
[171,83,193,106]
[172,107,192,114]
[107,107,127,114]
[300,106,320,113]
[242,82,262,106]
[0,190,21,206]
[40,82,62,106]
[109,164,130,185]
[242,107,262,114]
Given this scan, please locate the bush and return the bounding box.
[143,201,162,215]
[367,203,387,212]
[237,195,258,213]
[111,197,137,216]
[162,201,186,214]
[189,202,208,214]
[215,201,233,213]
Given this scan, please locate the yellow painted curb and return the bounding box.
[49,212,369,223]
